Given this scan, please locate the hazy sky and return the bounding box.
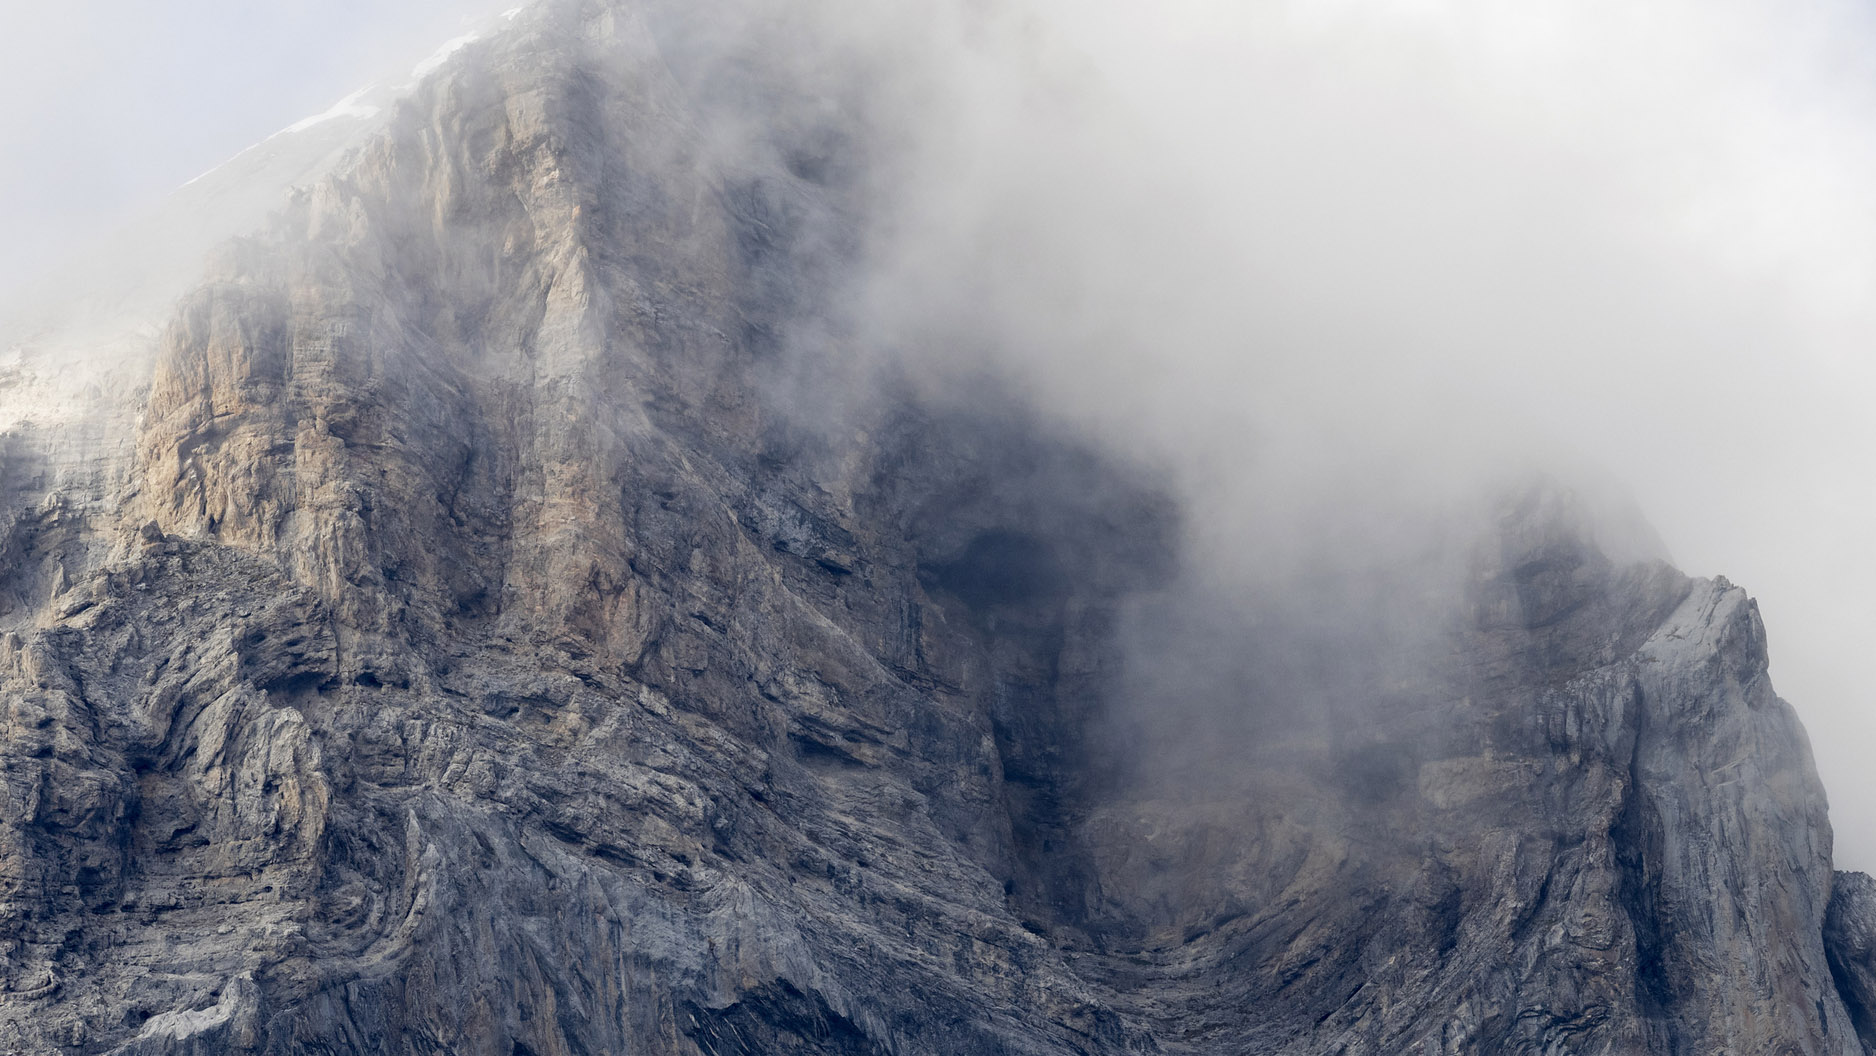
[4,0,1876,866]
[0,0,510,294]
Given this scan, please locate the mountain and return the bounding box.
[1,1,1872,1053]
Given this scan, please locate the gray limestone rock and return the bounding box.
[0,2,1864,1054]
[1828,871,1876,1052]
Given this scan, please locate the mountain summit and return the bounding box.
[1,2,1871,1054]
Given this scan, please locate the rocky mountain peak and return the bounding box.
[0,3,1865,1054]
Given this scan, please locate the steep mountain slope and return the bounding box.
[0,2,1869,1054]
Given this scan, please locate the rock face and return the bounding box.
[1827,871,1876,1052]
[0,2,1866,1054]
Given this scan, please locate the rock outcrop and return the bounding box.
[1828,871,1876,1052]
[0,1,1865,1054]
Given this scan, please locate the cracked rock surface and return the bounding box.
[0,2,1867,1053]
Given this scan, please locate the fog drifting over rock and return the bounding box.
[5,0,1875,866]
[861,0,1876,869]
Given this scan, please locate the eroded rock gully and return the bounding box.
[0,2,1870,1053]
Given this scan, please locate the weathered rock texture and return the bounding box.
[0,1,1867,1054]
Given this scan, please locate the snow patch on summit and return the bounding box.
[411,33,481,81]
[183,82,385,188]
[281,84,383,136]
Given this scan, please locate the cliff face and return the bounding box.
[0,2,1867,1054]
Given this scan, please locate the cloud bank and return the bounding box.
[836,0,1876,865]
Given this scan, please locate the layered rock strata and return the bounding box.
[0,2,1866,1054]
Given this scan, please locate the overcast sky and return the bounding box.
[0,0,509,295]
[4,0,1875,867]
